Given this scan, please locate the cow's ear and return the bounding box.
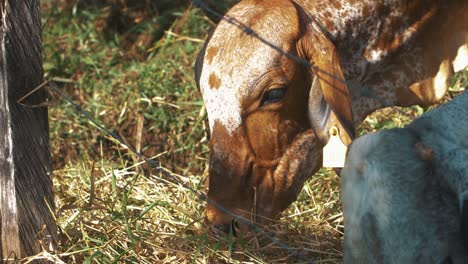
[194,31,214,91]
[294,4,354,146]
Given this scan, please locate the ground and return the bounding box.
[35,0,467,263]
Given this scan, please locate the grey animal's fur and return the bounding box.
[342,91,468,263]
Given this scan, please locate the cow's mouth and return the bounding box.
[206,128,321,234]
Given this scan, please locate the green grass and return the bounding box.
[43,1,212,175]
[31,1,468,263]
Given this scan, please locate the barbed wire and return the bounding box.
[190,0,398,108]
[189,0,465,261]
[39,80,314,263]
[24,0,463,262]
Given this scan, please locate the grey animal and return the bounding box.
[342,91,468,263]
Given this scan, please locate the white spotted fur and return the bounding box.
[201,0,467,135]
[199,3,296,134]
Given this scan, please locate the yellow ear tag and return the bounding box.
[323,126,348,168]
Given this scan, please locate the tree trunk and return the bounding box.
[0,0,56,262]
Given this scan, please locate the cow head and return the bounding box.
[195,0,354,231]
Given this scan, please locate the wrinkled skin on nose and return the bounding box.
[206,122,255,227]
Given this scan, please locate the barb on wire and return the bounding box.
[17,80,57,108]
[20,79,313,263]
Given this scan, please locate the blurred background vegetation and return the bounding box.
[40,0,466,263]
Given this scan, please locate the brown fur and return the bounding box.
[195,0,468,228]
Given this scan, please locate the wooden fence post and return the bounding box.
[0,0,56,262]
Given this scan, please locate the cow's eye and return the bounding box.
[261,87,286,106]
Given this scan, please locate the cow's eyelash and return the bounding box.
[261,87,287,106]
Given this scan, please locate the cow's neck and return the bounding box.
[300,0,467,123]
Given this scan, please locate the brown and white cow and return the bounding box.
[194,0,468,230]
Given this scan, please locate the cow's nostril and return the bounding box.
[232,219,240,230]
[242,160,254,186]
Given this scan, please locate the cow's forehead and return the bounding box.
[199,5,299,135]
[200,42,278,134]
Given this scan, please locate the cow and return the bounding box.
[341,90,468,263]
[194,0,468,231]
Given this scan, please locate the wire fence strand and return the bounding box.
[26,0,464,262]
[43,80,314,263]
[191,0,418,109]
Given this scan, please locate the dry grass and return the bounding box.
[29,0,468,263]
[46,162,344,263]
